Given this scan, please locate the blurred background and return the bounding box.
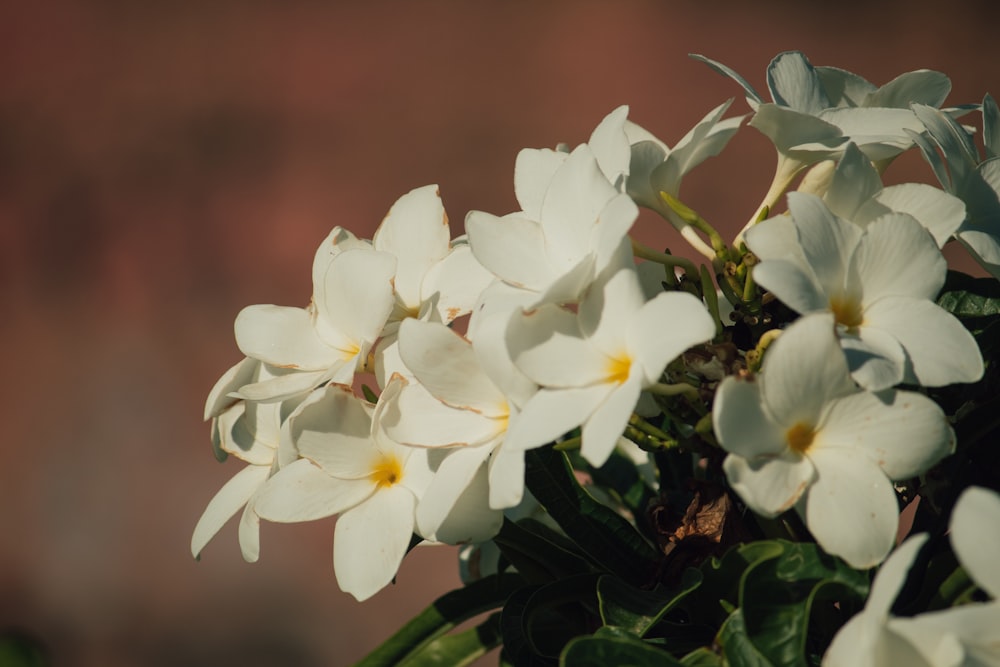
[2,1,998,665]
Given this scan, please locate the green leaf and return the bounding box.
[560,632,685,667]
[493,517,592,584]
[354,573,525,667]
[525,447,661,587]
[685,541,786,627]
[937,271,1000,318]
[399,613,503,667]
[502,574,602,664]
[716,610,774,667]
[738,541,869,667]
[680,647,724,667]
[598,568,703,637]
[0,632,47,667]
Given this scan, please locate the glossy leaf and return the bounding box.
[937,270,1000,318]
[561,631,685,666]
[525,447,661,587]
[494,517,592,584]
[598,568,703,637]
[355,573,525,667]
[716,610,774,667]
[399,613,503,667]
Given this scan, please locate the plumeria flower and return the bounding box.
[252,382,434,601]
[910,99,1000,279]
[824,487,1000,666]
[233,238,397,402]
[503,255,716,467]
[806,143,966,247]
[626,100,744,257]
[693,51,957,234]
[746,192,983,390]
[713,313,955,569]
[466,121,640,307]
[378,316,537,544]
[366,185,494,386]
[192,358,304,562]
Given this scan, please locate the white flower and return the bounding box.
[504,257,715,467]
[713,313,955,569]
[817,143,966,247]
[910,100,1000,280]
[233,239,397,402]
[824,487,1000,666]
[192,359,304,562]
[466,120,639,307]
[746,192,983,390]
[378,317,537,544]
[253,383,433,601]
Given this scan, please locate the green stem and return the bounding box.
[631,237,699,278]
[646,382,699,397]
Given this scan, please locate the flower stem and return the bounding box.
[631,238,698,278]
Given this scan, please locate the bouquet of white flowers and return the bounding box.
[193,51,1000,666]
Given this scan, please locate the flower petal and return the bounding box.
[380,380,502,448]
[191,464,270,558]
[254,459,373,522]
[466,212,551,291]
[580,375,643,466]
[504,385,612,452]
[800,448,898,568]
[787,192,862,296]
[334,484,415,601]
[421,244,495,324]
[488,444,526,510]
[292,385,379,478]
[415,445,493,541]
[723,450,815,518]
[235,305,340,370]
[818,389,954,480]
[514,148,567,219]
[850,214,945,303]
[713,376,786,459]
[864,296,984,387]
[507,305,608,388]
[857,184,965,248]
[840,326,906,391]
[628,291,715,384]
[315,248,397,351]
[372,185,450,309]
[950,486,1000,599]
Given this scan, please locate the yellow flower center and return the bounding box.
[829,295,863,330]
[371,455,403,488]
[785,422,816,454]
[605,354,632,385]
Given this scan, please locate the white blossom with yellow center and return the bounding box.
[253,383,434,602]
[713,314,955,569]
[746,192,983,390]
[503,255,716,467]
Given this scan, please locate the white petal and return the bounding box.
[713,376,786,459]
[850,214,945,303]
[430,459,504,545]
[191,464,271,558]
[422,245,495,324]
[579,264,645,354]
[292,385,379,478]
[235,305,339,370]
[466,212,551,291]
[488,444,526,510]
[867,70,951,109]
[254,459,373,522]
[723,450,815,518]
[238,504,261,563]
[767,51,828,114]
[870,535,931,619]
[588,105,631,186]
[334,485,416,601]
[514,148,567,219]
[761,313,855,427]
[628,291,715,385]
[749,104,845,159]
[864,297,984,387]
[398,319,503,414]
[801,449,898,568]
[744,215,802,262]
[824,143,882,219]
[787,192,861,296]
[580,375,643,466]
[951,487,1000,599]
[503,385,612,452]
[311,227,370,291]
[372,185,450,309]
[752,260,828,315]
[819,389,954,479]
[315,248,397,351]
[381,380,502,448]
[857,184,966,248]
[840,326,906,391]
[415,445,493,541]
[507,305,609,388]
[205,357,259,420]
[233,367,333,403]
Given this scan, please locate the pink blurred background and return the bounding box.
[2,2,997,665]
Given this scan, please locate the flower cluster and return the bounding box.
[194,51,1000,666]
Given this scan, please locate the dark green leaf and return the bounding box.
[598,568,703,637]
[738,541,869,667]
[716,610,774,667]
[560,632,685,667]
[937,271,1000,318]
[354,573,525,667]
[399,613,502,667]
[525,447,661,587]
[680,647,724,667]
[494,518,592,584]
[0,632,47,667]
